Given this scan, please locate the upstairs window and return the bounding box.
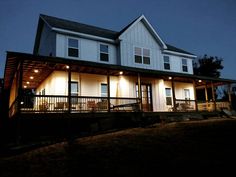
[100,44,109,62]
[163,56,170,70]
[68,38,79,57]
[101,83,107,97]
[134,47,150,65]
[165,88,172,105]
[182,59,188,72]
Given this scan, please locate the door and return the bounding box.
[136,84,153,112]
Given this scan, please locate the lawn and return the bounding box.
[1,118,236,176]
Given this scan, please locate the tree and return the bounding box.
[193,55,224,78]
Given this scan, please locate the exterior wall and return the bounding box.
[119,21,162,70]
[56,34,117,64]
[9,73,17,107]
[38,24,56,56]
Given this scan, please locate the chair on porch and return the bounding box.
[54,102,65,110]
[87,100,97,111]
[97,100,108,111]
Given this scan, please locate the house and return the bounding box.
[4,14,236,118]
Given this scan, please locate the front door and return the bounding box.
[136,84,153,112]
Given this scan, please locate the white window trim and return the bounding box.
[133,46,151,65]
[165,87,173,106]
[99,43,109,62]
[66,36,80,59]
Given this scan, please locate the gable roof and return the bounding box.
[34,14,195,57]
[118,15,167,49]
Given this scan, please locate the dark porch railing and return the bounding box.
[9,95,140,115]
[175,99,196,111]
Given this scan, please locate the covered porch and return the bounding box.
[4,52,236,117]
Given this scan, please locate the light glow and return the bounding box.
[168,77,172,80]
[26,81,30,84]
[119,71,123,75]
[198,80,202,83]
[34,69,39,73]
[23,85,27,88]
[30,76,34,79]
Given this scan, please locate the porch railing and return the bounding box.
[175,99,196,111]
[17,95,140,114]
[197,101,230,111]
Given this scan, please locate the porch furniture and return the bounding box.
[97,100,108,110]
[54,102,65,110]
[87,100,97,111]
[111,102,140,112]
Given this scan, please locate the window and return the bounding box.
[165,88,172,105]
[100,44,109,61]
[134,47,150,64]
[143,48,150,64]
[101,83,107,97]
[71,82,78,104]
[42,88,45,95]
[184,89,190,100]
[135,47,142,63]
[182,59,188,72]
[68,38,79,57]
[163,56,170,70]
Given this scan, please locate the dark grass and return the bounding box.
[1,118,236,176]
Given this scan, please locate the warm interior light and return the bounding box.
[23,85,27,88]
[26,81,30,84]
[168,77,172,80]
[119,71,123,75]
[66,65,70,69]
[30,76,34,79]
[198,80,202,83]
[34,69,39,73]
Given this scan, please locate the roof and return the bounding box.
[4,52,236,90]
[34,14,195,56]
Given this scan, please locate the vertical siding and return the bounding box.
[120,21,162,70]
[38,24,56,56]
[56,34,117,64]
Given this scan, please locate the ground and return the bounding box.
[1,118,236,176]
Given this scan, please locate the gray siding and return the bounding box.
[38,24,56,56]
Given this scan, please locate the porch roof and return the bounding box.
[4,51,236,89]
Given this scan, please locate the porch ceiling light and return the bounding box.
[34,69,39,73]
[23,85,27,88]
[119,71,123,75]
[30,76,34,79]
[26,81,30,84]
[168,77,172,80]
[66,65,70,69]
[198,80,202,83]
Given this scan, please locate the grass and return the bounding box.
[1,118,236,176]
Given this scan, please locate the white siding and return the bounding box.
[56,34,117,64]
[119,21,162,70]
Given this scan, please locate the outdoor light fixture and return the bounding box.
[23,85,27,88]
[30,76,34,79]
[66,65,70,69]
[34,69,39,73]
[198,80,202,83]
[168,77,172,80]
[119,71,123,75]
[26,81,30,84]
[20,102,24,105]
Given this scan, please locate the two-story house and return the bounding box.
[4,14,235,118]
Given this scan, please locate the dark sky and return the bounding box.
[0,0,235,79]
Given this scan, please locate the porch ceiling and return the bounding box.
[4,52,236,90]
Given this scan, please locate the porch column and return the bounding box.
[193,80,198,111]
[107,71,110,112]
[211,81,217,111]
[171,77,176,111]
[137,73,142,111]
[228,83,232,110]
[67,65,71,113]
[204,83,209,111]
[17,60,23,114]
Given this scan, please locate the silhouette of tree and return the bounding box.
[193,55,224,78]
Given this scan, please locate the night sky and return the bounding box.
[0,0,235,79]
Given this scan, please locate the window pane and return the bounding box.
[165,88,171,97]
[101,84,107,97]
[135,55,142,63]
[166,97,172,105]
[164,56,169,63]
[182,59,187,65]
[135,47,142,55]
[100,53,109,61]
[143,57,150,64]
[100,44,108,53]
[68,38,78,48]
[71,82,78,93]
[68,48,79,57]
[183,65,188,72]
[184,89,190,99]
[164,63,170,70]
[143,49,150,56]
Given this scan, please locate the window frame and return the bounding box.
[101,83,108,97]
[100,43,109,62]
[134,47,151,65]
[67,37,79,58]
[163,56,171,70]
[165,88,172,106]
[182,58,188,72]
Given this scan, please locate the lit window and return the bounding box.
[184,89,190,100]
[100,44,109,62]
[182,59,188,72]
[163,56,170,70]
[165,88,172,105]
[101,83,107,97]
[68,38,79,57]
